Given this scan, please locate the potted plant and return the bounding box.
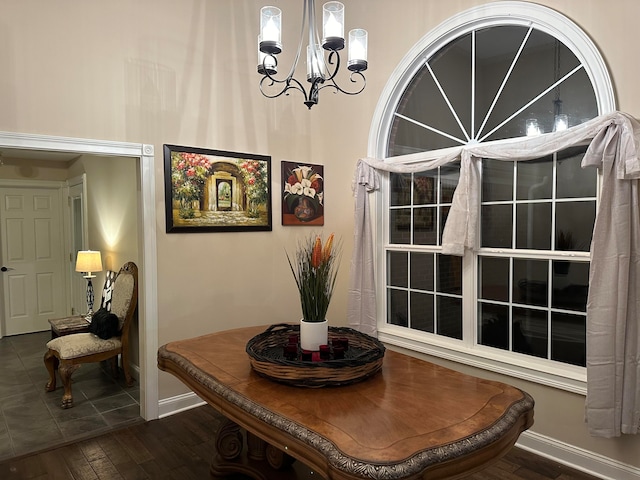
[287,233,341,351]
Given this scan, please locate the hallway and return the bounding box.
[0,331,142,461]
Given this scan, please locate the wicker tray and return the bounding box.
[246,324,385,388]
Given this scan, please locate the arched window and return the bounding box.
[370,2,615,392]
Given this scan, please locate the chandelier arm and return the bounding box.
[315,51,366,96]
[317,71,367,96]
[286,0,309,80]
[260,74,309,100]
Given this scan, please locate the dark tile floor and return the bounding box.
[0,331,142,461]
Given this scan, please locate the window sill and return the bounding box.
[378,326,587,395]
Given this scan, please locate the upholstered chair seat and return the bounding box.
[47,333,123,359]
[44,262,138,409]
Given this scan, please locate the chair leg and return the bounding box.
[108,356,118,377]
[59,362,80,409]
[44,350,58,392]
[121,351,134,387]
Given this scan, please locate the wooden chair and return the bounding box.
[44,261,138,408]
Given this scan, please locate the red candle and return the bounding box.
[283,344,297,359]
[319,344,330,360]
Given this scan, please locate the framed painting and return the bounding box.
[281,161,324,226]
[164,144,272,233]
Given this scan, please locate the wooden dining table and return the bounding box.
[157,325,534,480]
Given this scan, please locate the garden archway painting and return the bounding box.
[164,144,272,233]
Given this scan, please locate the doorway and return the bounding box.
[0,183,67,335]
[0,132,158,421]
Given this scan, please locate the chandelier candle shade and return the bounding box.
[287,233,341,351]
[258,1,368,109]
[75,250,103,318]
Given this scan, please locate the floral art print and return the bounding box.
[282,161,324,226]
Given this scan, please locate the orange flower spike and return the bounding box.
[322,233,334,262]
[311,236,323,268]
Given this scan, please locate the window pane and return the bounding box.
[557,147,595,198]
[474,26,532,139]
[552,261,589,312]
[437,296,462,339]
[479,256,510,302]
[481,204,513,247]
[439,205,451,245]
[482,31,589,141]
[513,259,548,306]
[390,209,411,244]
[411,292,434,333]
[414,207,437,245]
[555,201,595,252]
[440,165,460,203]
[410,252,434,291]
[516,202,552,249]
[437,255,462,294]
[414,172,437,205]
[388,289,408,327]
[482,160,513,202]
[390,173,412,206]
[513,307,548,359]
[388,251,408,287]
[551,313,586,366]
[478,303,509,349]
[516,158,553,200]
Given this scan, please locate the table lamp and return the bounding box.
[75,250,102,318]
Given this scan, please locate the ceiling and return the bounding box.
[0,147,80,163]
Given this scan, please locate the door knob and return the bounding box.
[1,266,13,272]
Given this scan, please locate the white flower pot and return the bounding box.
[300,319,328,351]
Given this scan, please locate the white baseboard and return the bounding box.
[158,391,205,419]
[156,393,640,480]
[130,363,140,382]
[517,430,640,480]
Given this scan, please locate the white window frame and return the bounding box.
[368,2,615,395]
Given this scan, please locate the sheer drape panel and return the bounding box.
[582,121,640,437]
[349,112,640,436]
[348,160,380,336]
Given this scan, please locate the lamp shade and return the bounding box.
[75,250,103,274]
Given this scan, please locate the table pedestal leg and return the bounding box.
[210,418,320,479]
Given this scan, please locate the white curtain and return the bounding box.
[348,111,640,436]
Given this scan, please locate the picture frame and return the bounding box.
[281,160,325,226]
[164,144,272,233]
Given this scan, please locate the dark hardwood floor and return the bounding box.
[0,405,601,480]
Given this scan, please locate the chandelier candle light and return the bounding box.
[287,233,341,351]
[258,1,368,109]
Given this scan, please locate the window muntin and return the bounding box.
[387,26,598,157]
[478,255,589,367]
[480,147,596,252]
[375,3,613,391]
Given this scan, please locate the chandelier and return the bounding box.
[258,1,368,109]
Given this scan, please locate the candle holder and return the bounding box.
[246,324,386,388]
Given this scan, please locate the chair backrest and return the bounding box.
[100,270,118,311]
[110,262,138,336]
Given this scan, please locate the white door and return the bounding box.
[0,185,67,335]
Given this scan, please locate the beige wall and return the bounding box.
[67,155,140,364]
[1,0,639,472]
